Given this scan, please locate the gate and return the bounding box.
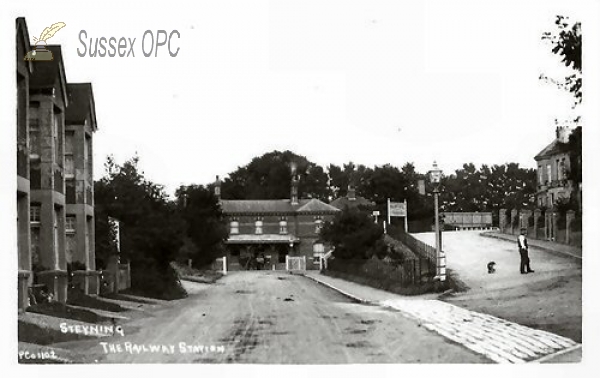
[285,256,306,271]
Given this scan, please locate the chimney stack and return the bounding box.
[214,175,221,200]
[555,124,572,144]
[290,163,299,205]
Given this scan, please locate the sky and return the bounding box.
[3,0,590,196]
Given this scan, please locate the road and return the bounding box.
[412,231,582,343]
[54,272,488,363]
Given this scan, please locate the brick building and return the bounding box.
[534,126,580,209]
[217,175,339,270]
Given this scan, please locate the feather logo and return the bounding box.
[36,22,66,42]
[25,22,66,62]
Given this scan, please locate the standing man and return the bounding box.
[518,228,535,274]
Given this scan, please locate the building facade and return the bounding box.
[534,126,578,209]
[17,18,33,310]
[218,176,339,270]
[65,83,100,294]
[28,44,70,303]
[16,18,100,309]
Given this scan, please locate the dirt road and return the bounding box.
[54,272,488,363]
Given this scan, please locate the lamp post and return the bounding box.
[428,161,446,283]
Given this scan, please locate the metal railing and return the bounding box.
[388,226,437,264]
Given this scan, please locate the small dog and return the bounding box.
[487,261,496,274]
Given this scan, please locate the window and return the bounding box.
[65,131,75,178]
[279,217,287,234]
[230,220,239,235]
[66,215,76,233]
[255,218,263,235]
[314,216,323,233]
[30,204,41,225]
[29,117,40,159]
[538,166,543,185]
[313,243,325,265]
[546,164,552,183]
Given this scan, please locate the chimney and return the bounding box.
[347,185,356,201]
[214,175,221,200]
[555,125,572,144]
[290,164,299,205]
[290,175,299,205]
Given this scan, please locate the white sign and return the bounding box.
[372,211,380,216]
[389,202,407,217]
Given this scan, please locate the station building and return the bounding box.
[217,175,339,270]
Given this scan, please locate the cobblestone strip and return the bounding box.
[380,298,578,363]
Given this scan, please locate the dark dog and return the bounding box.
[487,261,496,274]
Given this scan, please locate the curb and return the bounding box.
[479,232,582,261]
[299,273,373,305]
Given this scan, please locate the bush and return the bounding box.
[321,207,386,259]
[130,264,187,300]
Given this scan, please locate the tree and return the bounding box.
[320,207,386,259]
[220,150,331,201]
[175,184,229,267]
[94,155,187,299]
[541,15,582,107]
[440,163,536,212]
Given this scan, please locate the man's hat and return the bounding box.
[520,228,527,233]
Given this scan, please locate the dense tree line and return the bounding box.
[94,151,540,295]
[222,150,538,224]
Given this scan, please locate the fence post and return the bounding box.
[545,211,551,240]
[521,210,532,234]
[510,209,518,235]
[566,210,575,245]
[285,255,289,271]
[552,210,559,242]
[499,209,507,233]
[222,256,228,275]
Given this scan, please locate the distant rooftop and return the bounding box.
[221,198,339,215]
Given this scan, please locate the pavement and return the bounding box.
[303,270,581,364]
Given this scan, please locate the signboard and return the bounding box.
[389,201,407,217]
[386,199,408,232]
[372,211,380,216]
